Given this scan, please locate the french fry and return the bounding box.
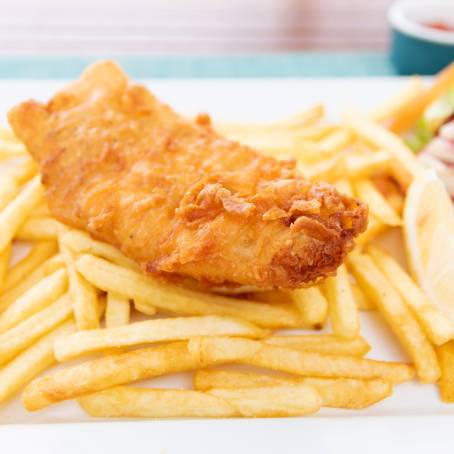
[373,76,423,123]
[61,229,138,269]
[75,254,300,328]
[15,217,62,241]
[351,281,376,311]
[322,264,359,338]
[356,214,388,246]
[208,385,321,417]
[0,268,67,331]
[0,244,12,292]
[188,337,414,384]
[31,201,50,217]
[372,174,405,215]
[294,129,351,163]
[344,109,421,187]
[79,384,321,418]
[215,105,324,136]
[8,156,37,184]
[193,370,392,409]
[0,126,16,141]
[345,150,390,180]
[295,124,338,141]
[133,298,157,316]
[60,244,99,330]
[368,246,454,345]
[0,140,26,157]
[79,386,237,418]
[264,334,370,357]
[348,253,440,383]
[105,292,130,328]
[389,62,454,133]
[354,179,402,226]
[334,178,354,197]
[0,294,72,367]
[54,315,268,361]
[0,320,75,405]
[290,286,328,329]
[437,341,454,403]
[0,254,63,309]
[2,240,58,291]
[221,132,293,156]
[0,175,19,211]
[0,176,44,251]
[300,154,346,182]
[22,341,215,411]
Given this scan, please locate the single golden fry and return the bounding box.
[188,337,414,384]
[0,175,19,212]
[351,281,376,311]
[372,76,423,123]
[437,340,454,403]
[0,320,75,405]
[0,268,67,331]
[133,298,157,316]
[207,385,321,417]
[75,254,300,328]
[344,109,421,187]
[334,178,354,197]
[31,201,50,217]
[79,386,237,418]
[264,334,370,357]
[0,127,17,141]
[3,240,58,291]
[290,286,328,329]
[22,341,212,411]
[61,230,138,269]
[54,315,268,361]
[356,214,388,247]
[345,150,390,180]
[0,254,63,310]
[60,244,99,330]
[0,294,72,367]
[369,246,454,345]
[8,156,37,184]
[0,176,44,251]
[322,264,359,338]
[15,217,62,241]
[0,140,26,156]
[300,154,346,182]
[80,384,321,418]
[354,179,401,226]
[0,244,12,292]
[348,253,440,383]
[215,105,324,136]
[295,124,338,141]
[105,292,130,328]
[194,370,392,409]
[294,130,351,164]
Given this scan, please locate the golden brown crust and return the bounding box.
[8,61,367,289]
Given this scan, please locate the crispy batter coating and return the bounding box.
[8,61,367,289]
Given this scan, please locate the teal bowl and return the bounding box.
[389,0,454,75]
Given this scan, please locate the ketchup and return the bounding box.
[424,21,454,32]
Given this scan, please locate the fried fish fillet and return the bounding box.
[8,61,367,289]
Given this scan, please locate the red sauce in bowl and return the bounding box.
[424,21,454,32]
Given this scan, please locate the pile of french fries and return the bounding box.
[1,77,454,420]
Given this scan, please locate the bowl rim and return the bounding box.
[389,0,454,45]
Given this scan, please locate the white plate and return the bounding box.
[1,77,453,454]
